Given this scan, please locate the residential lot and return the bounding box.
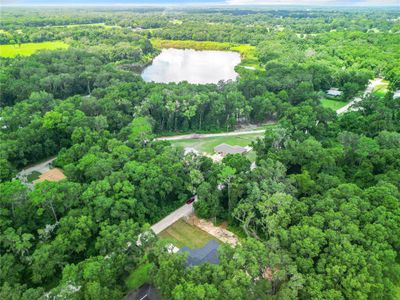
[320,98,347,111]
[159,219,217,249]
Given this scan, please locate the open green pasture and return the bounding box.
[0,41,69,57]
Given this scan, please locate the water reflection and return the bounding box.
[142,48,241,84]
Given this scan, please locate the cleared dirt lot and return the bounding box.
[33,168,66,184]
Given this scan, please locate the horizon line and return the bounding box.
[2,3,399,7]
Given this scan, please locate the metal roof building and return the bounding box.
[179,240,220,267]
[214,143,249,156]
[326,88,342,97]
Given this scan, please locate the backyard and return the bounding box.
[320,98,347,111]
[159,219,217,249]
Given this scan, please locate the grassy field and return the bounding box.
[125,263,153,290]
[27,171,41,183]
[171,132,263,162]
[321,98,347,111]
[159,219,216,248]
[372,80,389,98]
[0,41,69,57]
[151,39,262,71]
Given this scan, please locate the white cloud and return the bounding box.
[225,0,399,6]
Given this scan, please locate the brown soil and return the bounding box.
[33,168,66,184]
[186,215,239,246]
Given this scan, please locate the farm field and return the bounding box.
[159,219,216,249]
[0,41,68,57]
[321,98,347,111]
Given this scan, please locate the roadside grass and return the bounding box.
[27,171,41,183]
[151,39,262,70]
[321,98,347,111]
[159,219,216,248]
[0,41,68,57]
[372,80,389,98]
[125,262,153,290]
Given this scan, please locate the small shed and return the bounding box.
[326,88,342,97]
[179,240,220,267]
[214,143,248,156]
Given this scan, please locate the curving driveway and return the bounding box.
[336,78,383,114]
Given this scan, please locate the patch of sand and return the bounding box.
[186,215,239,246]
[33,168,66,184]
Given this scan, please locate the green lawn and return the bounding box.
[169,126,270,162]
[321,99,347,111]
[171,133,262,154]
[159,219,216,248]
[27,171,41,183]
[372,80,389,98]
[0,41,69,57]
[125,263,153,290]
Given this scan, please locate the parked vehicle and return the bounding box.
[186,196,196,204]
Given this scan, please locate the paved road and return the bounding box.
[151,199,196,234]
[336,78,382,114]
[155,129,266,141]
[18,157,56,177]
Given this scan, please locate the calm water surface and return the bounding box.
[141,48,241,84]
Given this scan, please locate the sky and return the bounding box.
[2,0,399,6]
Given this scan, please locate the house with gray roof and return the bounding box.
[326,88,342,97]
[214,143,249,156]
[179,240,220,267]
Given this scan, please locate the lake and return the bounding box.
[141,48,241,84]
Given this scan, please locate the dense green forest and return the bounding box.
[0,6,399,300]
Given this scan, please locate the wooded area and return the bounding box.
[0,6,399,300]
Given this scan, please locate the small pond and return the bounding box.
[141,48,241,84]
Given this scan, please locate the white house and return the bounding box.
[326,88,342,97]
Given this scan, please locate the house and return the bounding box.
[179,240,220,267]
[214,143,249,156]
[326,88,342,97]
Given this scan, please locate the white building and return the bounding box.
[326,88,342,97]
